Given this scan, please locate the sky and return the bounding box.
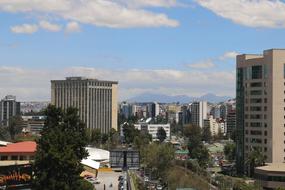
[1,0,285,101]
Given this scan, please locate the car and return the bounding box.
[118,175,124,181]
[144,176,149,182]
[156,184,163,190]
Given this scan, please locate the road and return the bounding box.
[94,171,122,190]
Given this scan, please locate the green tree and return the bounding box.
[184,125,210,168]
[224,143,236,162]
[8,115,23,141]
[245,148,266,177]
[133,132,152,150]
[141,143,175,178]
[122,123,139,144]
[157,127,166,143]
[33,105,89,190]
[201,126,212,142]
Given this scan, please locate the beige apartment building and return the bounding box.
[51,77,118,133]
[236,49,285,174]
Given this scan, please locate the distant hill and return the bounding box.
[126,93,232,103]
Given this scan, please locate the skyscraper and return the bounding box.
[226,110,236,139]
[0,95,20,126]
[236,49,285,174]
[190,101,207,128]
[51,77,118,133]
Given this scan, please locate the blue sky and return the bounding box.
[1,0,285,101]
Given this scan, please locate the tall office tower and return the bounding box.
[220,104,228,119]
[0,95,21,126]
[181,105,191,125]
[51,77,118,133]
[120,102,132,119]
[146,102,159,118]
[236,49,285,174]
[190,101,207,128]
[210,105,221,119]
[226,110,236,139]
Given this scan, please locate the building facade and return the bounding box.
[51,77,118,133]
[0,95,20,127]
[134,123,171,141]
[204,116,219,136]
[236,49,285,174]
[190,101,208,128]
[226,110,236,139]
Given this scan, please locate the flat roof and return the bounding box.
[0,141,36,154]
[51,77,118,84]
[256,163,285,172]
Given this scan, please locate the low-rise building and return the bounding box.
[134,122,171,141]
[0,141,36,161]
[255,163,285,189]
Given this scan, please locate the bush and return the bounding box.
[77,179,94,190]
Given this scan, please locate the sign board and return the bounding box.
[110,149,139,170]
[0,164,32,190]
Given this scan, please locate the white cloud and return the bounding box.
[118,0,179,8]
[188,60,215,69]
[219,51,239,60]
[0,66,235,101]
[196,0,285,28]
[39,20,61,32]
[0,0,179,28]
[65,21,81,33]
[10,24,38,34]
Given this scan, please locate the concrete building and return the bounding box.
[190,101,208,128]
[181,105,191,125]
[204,116,219,136]
[226,110,236,138]
[210,105,221,119]
[236,49,285,174]
[255,163,285,189]
[21,116,46,135]
[0,95,20,126]
[51,77,118,133]
[120,102,132,119]
[146,102,160,118]
[134,122,171,141]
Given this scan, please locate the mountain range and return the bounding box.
[126,93,232,103]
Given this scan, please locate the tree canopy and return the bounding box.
[33,105,90,190]
[157,127,166,143]
[184,125,209,168]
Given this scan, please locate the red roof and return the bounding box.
[0,141,36,154]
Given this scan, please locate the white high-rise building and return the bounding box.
[51,77,118,133]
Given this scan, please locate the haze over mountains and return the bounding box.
[127,93,232,103]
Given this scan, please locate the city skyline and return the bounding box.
[1,1,285,101]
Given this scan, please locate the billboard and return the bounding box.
[0,164,32,190]
[110,149,139,170]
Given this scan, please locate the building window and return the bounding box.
[0,156,8,160]
[264,123,267,128]
[250,82,262,87]
[11,155,18,160]
[19,156,26,160]
[264,98,267,103]
[264,147,267,152]
[250,90,262,95]
[264,131,267,136]
[264,139,267,144]
[264,106,267,111]
[252,65,262,79]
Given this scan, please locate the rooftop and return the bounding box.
[256,163,285,172]
[0,141,36,154]
[51,77,118,84]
